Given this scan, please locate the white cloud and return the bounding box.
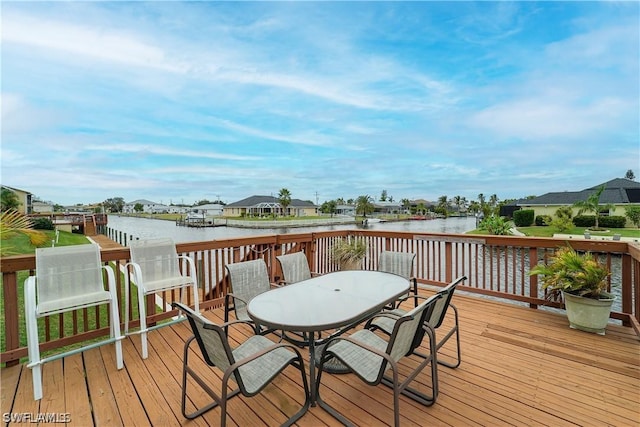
[85,143,260,161]
[207,117,337,148]
[2,9,454,114]
[2,13,186,73]
[0,93,64,133]
[468,96,630,139]
[465,18,637,140]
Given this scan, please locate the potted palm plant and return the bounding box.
[529,245,614,335]
[331,237,367,270]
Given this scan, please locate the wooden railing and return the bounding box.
[29,212,108,226]
[2,230,638,366]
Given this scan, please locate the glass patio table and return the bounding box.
[247,270,409,405]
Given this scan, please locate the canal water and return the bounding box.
[106,215,478,244]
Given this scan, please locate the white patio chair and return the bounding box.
[125,237,199,359]
[378,251,418,308]
[24,244,124,401]
[368,275,466,368]
[276,251,320,285]
[316,293,443,426]
[173,302,310,426]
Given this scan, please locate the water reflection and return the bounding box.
[106,216,477,244]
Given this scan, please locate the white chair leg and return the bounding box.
[105,266,125,370]
[141,331,148,360]
[115,339,124,369]
[25,277,43,400]
[192,283,200,313]
[182,255,200,313]
[31,365,43,401]
[124,272,131,336]
[110,303,124,370]
[138,286,148,360]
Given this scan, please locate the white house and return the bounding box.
[189,203,224,217]
[123,199,169,214]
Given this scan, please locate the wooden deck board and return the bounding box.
[99,344,150,427]
[3,291,639,426]
[1,364,21,416]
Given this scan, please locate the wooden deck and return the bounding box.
[2,290,639,426]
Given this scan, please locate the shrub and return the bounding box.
[513,209,534,227]
[573,215,626,229]
[626,205,640,227]
[598,216,626,229]
[573,215,595,227]
[32,217,55,230]
[549,206,574,233]
[535,215,552,226]
[479,215,513,235]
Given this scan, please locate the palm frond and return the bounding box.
[0,209,48,255]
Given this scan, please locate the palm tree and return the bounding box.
[468,200,480,215]
[401,198,411,214]
[452,195,462,215]
[489,194,499,209]
[355,195,374,218]
[461,196,468,215]
[437,195,449,216]
[322,200,337,217]
[1,188,20,211]
[477,193,486,215]
[278,188,292,216]
[573,185,614,230]
[327,200,337,217]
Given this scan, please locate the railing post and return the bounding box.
[621,253,632,327]
[444,241,453,283]
[529,247,539,309]
[2,272,20,367]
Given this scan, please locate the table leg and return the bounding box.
[308,337,317,406]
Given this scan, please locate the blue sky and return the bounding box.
[2,1,638,207]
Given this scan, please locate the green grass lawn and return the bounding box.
[515,226,640,238]
[2,229,90,255]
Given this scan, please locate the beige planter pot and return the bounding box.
[339,260,362,271]
[562,291,615,335]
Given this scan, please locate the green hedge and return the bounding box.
[513,209,534,227]
[32,217,55,230]
[535,215,552,226]
[572,215,626,228]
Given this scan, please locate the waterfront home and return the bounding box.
[511,178,640,226]
[223,195,317,217]
[122,199,171,214]
[1,185,33,214]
